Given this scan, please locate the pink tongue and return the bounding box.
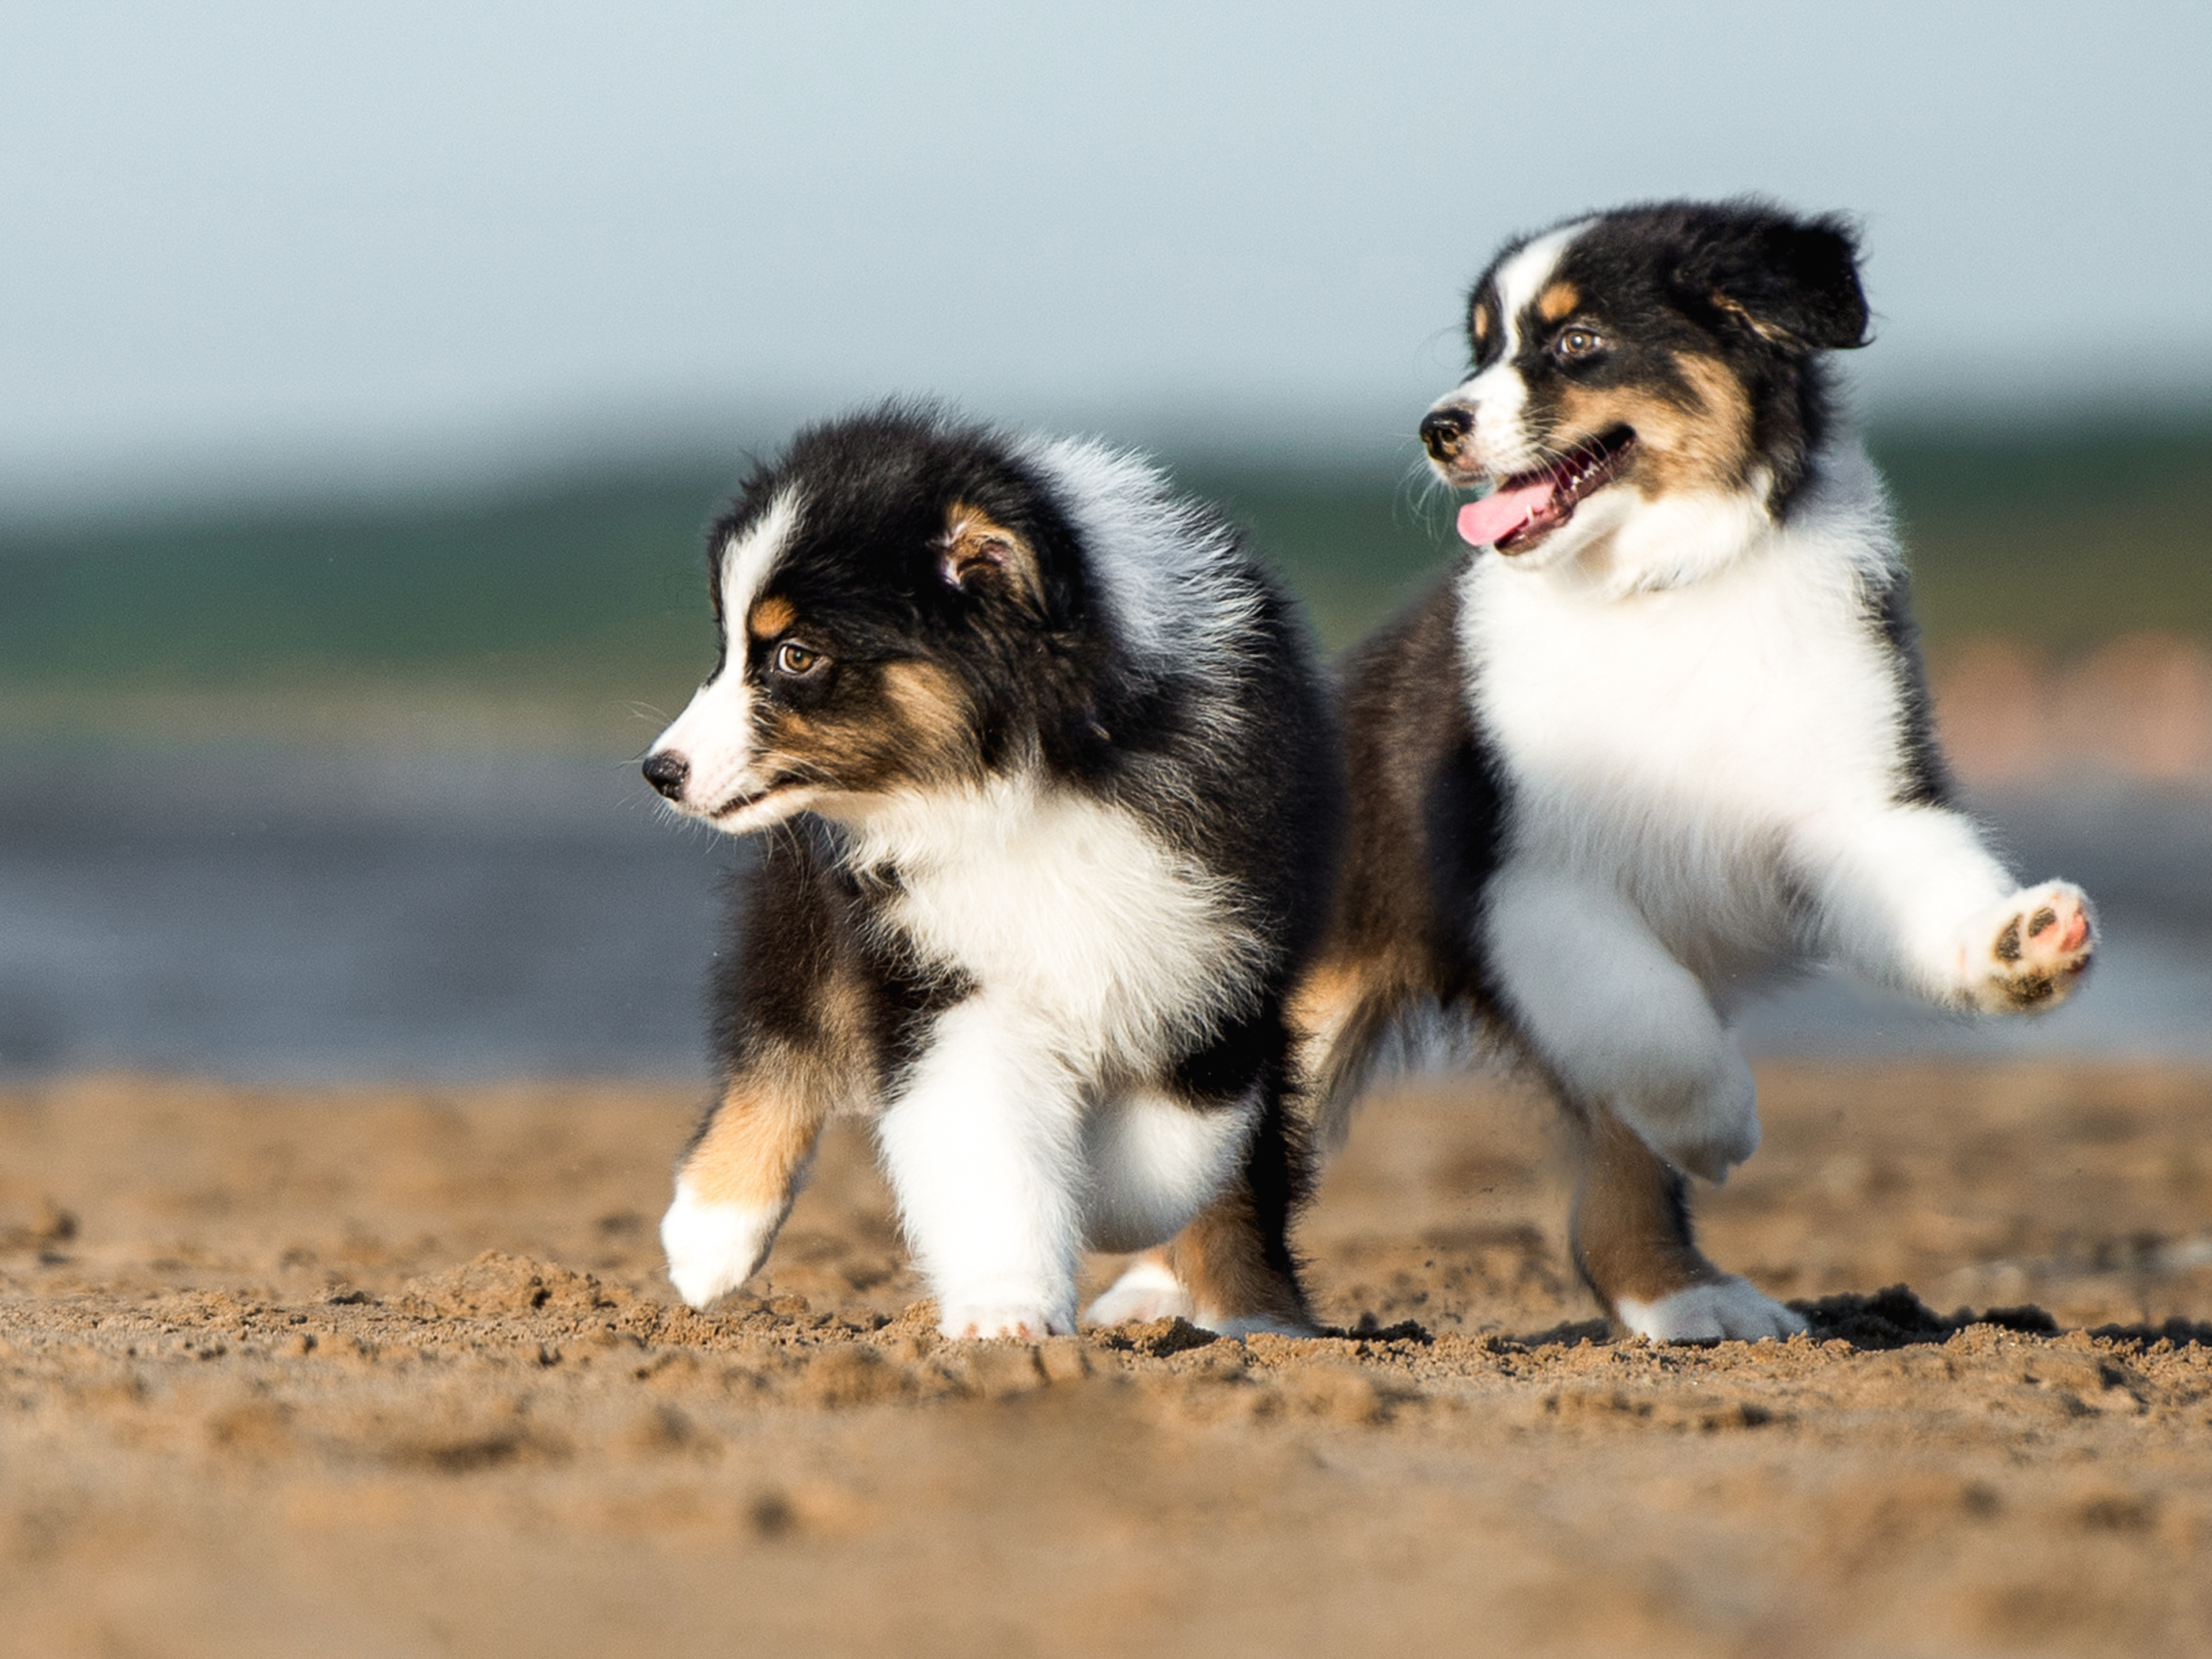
[1457,479,1553,547]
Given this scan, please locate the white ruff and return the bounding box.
[837,778,1267,1074]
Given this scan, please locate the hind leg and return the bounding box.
[1084,1084,1313,1337]
[1570,1104,1804,1342]
[1083,1247,1192,1326]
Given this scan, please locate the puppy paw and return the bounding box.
[1616,1277,1806,1343]
[1620,1045,1760,1184]
[938,1302,1076,1342]
[1960,881,2094,1013]
[1081,1256,1195,1328]
[660,1182,782,1311]
[1664,1112,1762,1185]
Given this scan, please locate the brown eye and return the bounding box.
[1557,327,1603,358]
[772,641,823,676]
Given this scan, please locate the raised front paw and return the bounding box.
[1961,881,2094,1013]
[1665,1110,1762,1186]
[660,1181,783,1311]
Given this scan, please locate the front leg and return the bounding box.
[662,1080,827,1309]
[1805,805,2095,1013]
[1483,863,1759,1183]
[876,999,1085,1339]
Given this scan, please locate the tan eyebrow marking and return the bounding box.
[748,594,797,638]
[1537,281,1581,324]
[1472,301,1494,343]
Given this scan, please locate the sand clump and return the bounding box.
[3,1063,2211,1656]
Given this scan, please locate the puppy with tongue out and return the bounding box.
[1415,200,1870,584]
[1111,199,2100,1351]
[1395,202,2097,1339]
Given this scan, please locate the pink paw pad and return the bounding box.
[1984,883,2094,1009]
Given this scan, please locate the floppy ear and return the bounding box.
[1685,214,1870,353]
[935,502,1044,611]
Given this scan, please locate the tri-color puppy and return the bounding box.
[641,405,1338,1339]
[1099,199,2096,1343]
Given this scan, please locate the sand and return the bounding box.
[4,1061,2210,1657]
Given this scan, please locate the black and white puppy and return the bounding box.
[1111,200,2096,1342]
[641,406,1337,1339]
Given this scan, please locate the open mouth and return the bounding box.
[1456,427,1637,553]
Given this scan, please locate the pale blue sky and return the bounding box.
[3,1,2207,509]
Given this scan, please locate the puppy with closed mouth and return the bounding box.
[642,404,1339,1340]
[1097,199,2096,1343]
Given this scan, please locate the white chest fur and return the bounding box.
[1458,460,1912,964]
[835,780,1261,1075]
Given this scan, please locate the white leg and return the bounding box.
[1485,864,1758,1182]
[1802,805,2096,1012]
[1077,1088,1256,1256]
[875,998,1085,1339]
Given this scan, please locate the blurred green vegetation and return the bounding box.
[3,418,2207,743]
[1873,419,2212,647]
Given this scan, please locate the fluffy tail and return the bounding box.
[1288,959,1491,1156]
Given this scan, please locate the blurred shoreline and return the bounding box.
[1,726,2204,1084]
[1933,632,2212,790]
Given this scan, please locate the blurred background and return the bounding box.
[2,0,2207,1081]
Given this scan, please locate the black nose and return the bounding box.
[642,751,689,802]
[1419,406,1474,461]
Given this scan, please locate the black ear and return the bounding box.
[1680,211,1870,353]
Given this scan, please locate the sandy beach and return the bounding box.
[3,1060,2209,1656]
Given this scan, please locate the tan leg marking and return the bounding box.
[1169,1184,1312,1332]
[1568,1107,1726,1313]
[681,1080,827,1213]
